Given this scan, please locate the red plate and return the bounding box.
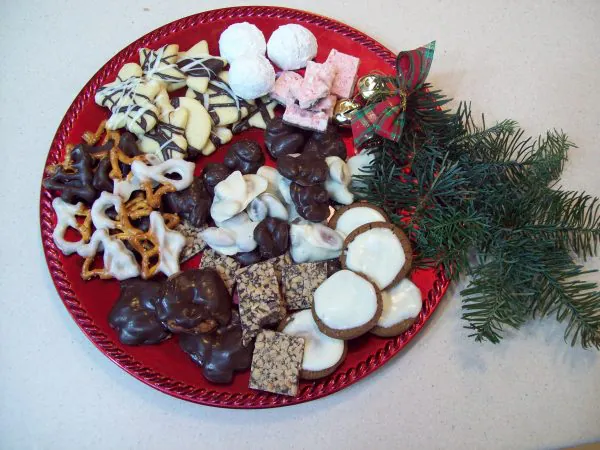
[39,6,449,408]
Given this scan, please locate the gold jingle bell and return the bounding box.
[333,98,360,128]
[358,75,385,100]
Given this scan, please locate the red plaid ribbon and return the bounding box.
[352,41,436,147]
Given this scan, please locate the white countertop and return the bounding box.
[1,1,599,449]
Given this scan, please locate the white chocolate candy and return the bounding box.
[290,222,344,263]
[91,191,122,230]
[267,24,318,70]
[314,270,379,330]
[210,171,268,223]
[95,63,162,135]
[324,156,354,205]
[229,55,275,101]
[219,22,266,63]
[378,279,422,328]
[281,310,345,373]
[247,193,288,222]
[345,227,406,289]
[140,44,186,91]
[52,198,89,255]
[334,206,387,238]
[347,149,376,193]
[130,158,195,192]
[201,212,258,256]
[148,211,185,276]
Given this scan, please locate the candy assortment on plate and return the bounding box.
[43,21,423,397]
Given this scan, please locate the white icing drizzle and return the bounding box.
[282,310,345,372]
[290,222,344,263]
[149,211,185,276]
[130,158,195,191]
[378,278,422,328]
[335,206,387,238]
[91,191,123,230]
[51,198,88,255]
[345,227,406,289]
[314,270,378,330]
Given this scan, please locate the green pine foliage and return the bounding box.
[352,85,600,349]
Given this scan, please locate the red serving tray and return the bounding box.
[39,6,449,408]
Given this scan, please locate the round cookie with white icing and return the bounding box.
[312,269,382,340]
[341,222,412,290]
[328,202,389,238]
[279,309,347,380]
[371,278,422,337]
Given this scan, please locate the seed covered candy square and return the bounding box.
[237,262,286,346]
[325,49,360,98]
[199,248,240,294]
[249,330,305,397]
[176,221,207,262]
[236,254,292,283]
[282,262,328,310]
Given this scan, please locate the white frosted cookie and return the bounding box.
[312,270,382,340]
[280,309,346,380]
[371,278,422,337]
[328,202,388,238]
[342,222,413,290]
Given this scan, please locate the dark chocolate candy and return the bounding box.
[304,128,347,160]
[163,177,211,228]
[202,163,232,195]
[156,268,232,334]
[179,310,253,384]
[43,145,97,204]
[277,153,329,186]
[224,140,265,174]
[290,182,330,222]
[264,117,306,159]
[92,158,114,193]
[254,217,290,259]
[235,249,263,267]
[108,278,170,345]
[119,131,143,157]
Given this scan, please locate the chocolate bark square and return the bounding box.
[199,248,240,294]
[176,221,207,263]
[282,262,328,310]
[237,263,285,346]
[249,330,304,396]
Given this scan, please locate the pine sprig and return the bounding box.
[352,89,600,349]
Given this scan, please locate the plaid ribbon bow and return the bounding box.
[351,41,436,147]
